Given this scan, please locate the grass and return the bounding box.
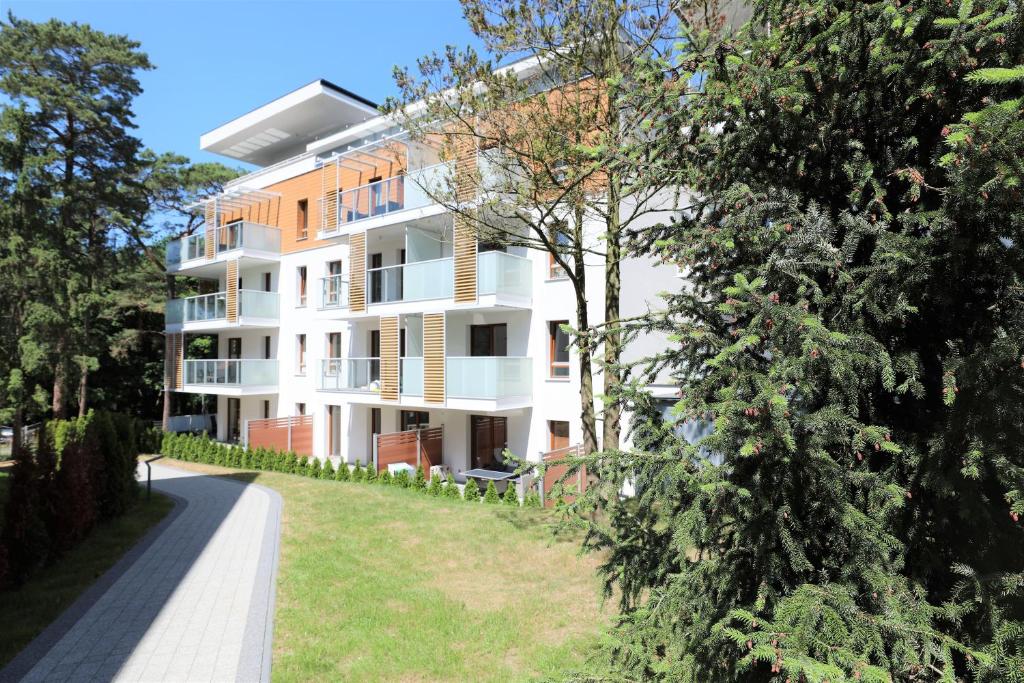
[162,460,610,682]
[0,489,173,669]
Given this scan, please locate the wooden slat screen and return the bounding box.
[379,316,399,401]
[226,260,238,323]
[204,201,216,259]
[423,312,445,403]
[542,444,586,508]
[376,426,443,477]
[453,214,477,303]
[165,332,183,390]
[349,232,366,312]
[453,132,478,203]
[247,415,313,457]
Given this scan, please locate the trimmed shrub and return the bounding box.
[296,455,309,476]
[364,462,377,483]
[444,478,462,500]
[320,458,335,479]
[378,470,393,486]
[503,483,520,506]
[307,457,321,478]
[393,470,410,488]
[413,466,427,492]
[483,481,501,504]
[351,460,364,483]
[427,474,443,497]
[463,479,481,503]
[523,488,542,509]
[336,460,351,482]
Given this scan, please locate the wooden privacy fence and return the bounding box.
[375,426,443,478]
[246,415,313,456]
[541,444,586,508]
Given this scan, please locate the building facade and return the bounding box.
[164,78,679,479]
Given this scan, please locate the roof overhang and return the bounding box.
[200,80,380,166]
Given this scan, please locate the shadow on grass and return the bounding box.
[0,467,271,682]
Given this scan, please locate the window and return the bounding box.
[549,420,570,451]
[470,324,507,357]
[263,335,272,360]
[549,321,570,378]
[327,332,341,358]
[297,199,308,240]
[470,415,507,469]
[296,334,306,375]
[262,400,271,419]
[296,402,306,416]
[263,272,272,292]
[227,337,242,360]
[327,259,343,276]
[369,253,383,303]
[400,410,429,431]
[548,221,570,279]
[296,266,307,307]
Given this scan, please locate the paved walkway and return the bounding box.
[0,462,282,683]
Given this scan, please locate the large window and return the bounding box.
[549,321,570,378]
[296,334,306,375]
[296,266,308,307]
[470,323,507,357]
[400,410,430,432]
[470,415,507,469]
[548,420,570,451]
[297,199,309,240]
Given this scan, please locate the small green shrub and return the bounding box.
[427,475,443,497]
[483,481,501,504]
[378,470,393,485]
[523,488,542,509]
[308,457,322,478]
[413,466,427,492]
[503,483,520,506]
[463,479,481,503]
[352,460,364,483]
[364,462,378,483]
[297,456,310,476]
[393,470,410,488]
[444,478,461,500]
[336,460,351,481]
[321,458,334,479]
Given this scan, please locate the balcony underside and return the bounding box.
[167,250,281,278]
[316,390,532,413]
[166,317,280,333]
[175,384,279,397]
[321,294,531,321]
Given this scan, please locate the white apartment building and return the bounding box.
[164,77,679,482]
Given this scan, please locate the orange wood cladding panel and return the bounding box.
[423,313,445,404]
[215,150,407,255]
[247,415,313,457]
[165,332,183,390]
[453,214,477,303]
[226,260,238,323]
[375,427,443,477]
[204,203,216,259]
[379,316,399,401]
[349,232,366,312]
[453,132,478,204]
[543,444,586,508]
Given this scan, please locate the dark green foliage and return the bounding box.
[483,481,501,505]
[363,462,377,483]
[522,488,541,509]
[378,470,392,486]
[412,465,427,492]
[335,460,350,482]
[443,478,461,500]
[392,469,409,488]
[319,458,334,479]
[584,1,1024,680]
[427,474,443,497]
[351,460,364,483]
[463,479,480,503]
[502,483,519,507]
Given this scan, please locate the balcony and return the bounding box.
[368,258,454,304]
[401,357,423,396]
[318,274,350,310]
[319,358,381,393]
[182,359,278,395]
[166,222,282,272]
[166,290,279,331]
[446,357,532,402]
[318,162,452,236]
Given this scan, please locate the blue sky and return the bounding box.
[3,0,482,170]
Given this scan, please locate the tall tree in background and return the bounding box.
[386,0,681,454]
[581,0,1024,680]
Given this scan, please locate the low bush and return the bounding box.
[413,466,427,492]
[483,481,501,505]
[351,460,364,483]
[444,479,462,500]
[378,470,392,486]
[427,475,442,497]
[336,461,350,482]
[320,458,334,479]
[364,462,377,483]
[503,483,520,506]
[463,479,481,503]
[523,488,542,509]
[393,470,410,488]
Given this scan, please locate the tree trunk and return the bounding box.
[77,368,88,418]
[162,274,176,430]
[52,336,68,419]
[602,176,623,451]
[572,208,599,456]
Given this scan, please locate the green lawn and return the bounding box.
[0,489,173,668]
[163,460,609,682]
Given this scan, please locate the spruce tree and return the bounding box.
[483,481,501,505]
[584,1,1024,681]
[463,479,481,503]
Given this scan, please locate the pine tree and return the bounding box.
[463,479,480,503]
[320,458,334,480]
[443,478,462,500]
[483,481,501,505]
[307,457,321,479]
[427,474,443,497]
[412,465,427,492]
[583,1,1024,681]
[502,483,519,507]
[336,460,350,482]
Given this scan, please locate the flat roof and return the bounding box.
[200,80,380,167]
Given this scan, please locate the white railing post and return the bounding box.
[416,429,422,468]
[372,434,379,474]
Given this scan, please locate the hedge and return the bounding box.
[0,411,157,588]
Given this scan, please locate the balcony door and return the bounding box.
[470,324,507,357]
[470,415,507,469]
[327,405,341,457]
[227,398,241,444]
[369,330,380,383]
[369,253,383,303]
[227,338,242,359]
[327,332,342,358]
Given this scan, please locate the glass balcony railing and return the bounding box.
[320,162,454,235]
[446,357,532,400]
[166,222,281,267]
[319,358,381,392]
[320,274,349,310]
[165,290,279,326]
[400,357,423,396]
[477,251,531,299]
[367,258,454,305]
[183,359,278,387]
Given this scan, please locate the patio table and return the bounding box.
[463,468,518,482]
